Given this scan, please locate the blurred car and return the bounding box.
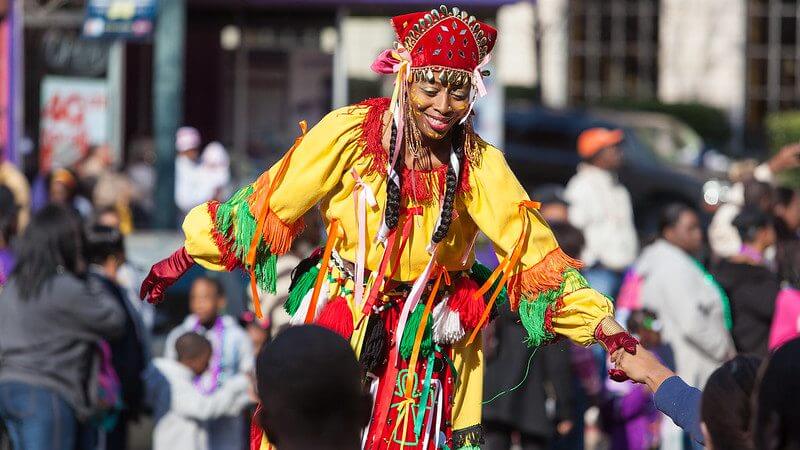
[504,107,727,235]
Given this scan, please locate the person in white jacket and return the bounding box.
[636,203,735,389]
[565,127,638,297]
[145,332,251,450]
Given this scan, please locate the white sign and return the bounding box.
[39,76,108,171]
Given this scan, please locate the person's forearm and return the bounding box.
[642,363,675,392]
[654,376,705,445]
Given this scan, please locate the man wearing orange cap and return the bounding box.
[565,128,638,297]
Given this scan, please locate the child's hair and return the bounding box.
[84,224,124,265]
[732,207,773,244]
[175,332,212,361]
[256,325,368,447]
[192,276,225,298]
[754,337,800,450]
[549,222,585,260]
[701,355,762,450]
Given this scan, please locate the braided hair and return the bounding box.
[383,122,464,244]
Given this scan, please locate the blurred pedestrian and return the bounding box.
[175,126,208,220]
[85,225,149,449]
[144,333,250,450]
[711,208,779,357]
[768,241,800,351]
[0,206,125,450]
[709,143,800,259]
[0,152,31,230]
[565,127,637,297]
[126,136,157,227]
[0,186,19,284]
[164,276,253,450]
[635,203,734,388]
[239,311,270,355]
[200,142,232,202]
[49,168,93,218]
[531,184,569,223]
[93,172,135,235]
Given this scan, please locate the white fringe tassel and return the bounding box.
[432,299,465,345]
[290,281,330,326]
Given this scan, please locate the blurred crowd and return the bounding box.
[0,121,798,450]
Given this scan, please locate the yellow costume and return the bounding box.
[181,98,613,449]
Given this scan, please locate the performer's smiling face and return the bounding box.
[408,72,472,141]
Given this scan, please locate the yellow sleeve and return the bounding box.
[463,144,613,347]
[181,104,368,291]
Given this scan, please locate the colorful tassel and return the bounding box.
[519,299,555,348]
[432,299,464,345]
[290,281,329,326]
[284,266,319,316]
[316,297,354,339]
[448,276,485,331]
[470,262,509,306]
[507,247,583,308]
[359,314,388,374]
[289,251,322,292]
[399,304,433,360]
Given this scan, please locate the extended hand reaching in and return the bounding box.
[140,247,195,304]
[611,345,676,392]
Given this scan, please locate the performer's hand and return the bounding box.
[594,317,639,382]
[612,345,675,393]
[140,247,195,304]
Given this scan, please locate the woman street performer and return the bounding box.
[141,5,638,449]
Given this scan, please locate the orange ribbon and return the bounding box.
[305,219,341,324]
[466,201,539,345]
[404,265,445,397]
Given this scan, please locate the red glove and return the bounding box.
[140,247,195,304]
[594,317,639,382]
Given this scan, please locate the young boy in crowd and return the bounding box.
[145,332,250,450]
[252,325,371,450]
[165,277,253,450]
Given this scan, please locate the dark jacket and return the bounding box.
[0,273,125,420]
[88,271,148,419]
[482,304,573,438]
[711,260,780,357]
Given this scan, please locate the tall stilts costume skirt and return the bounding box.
[164,5,634,450]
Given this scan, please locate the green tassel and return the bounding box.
[284,266,319,316]
[253,248,278,293]
[470,261,509,306]
[519,299,554,348]
[399,304,433,360]
[455,446,480,450]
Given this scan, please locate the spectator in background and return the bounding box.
[773,188,800,269]
[711,208,779,357]
[84,225,149,449]
[769,241,800,351]
[709,143,800,258]
[0,151,31,230]
[253,326,371,450]
[635,203,734,388]
[175,126,209,220]
[49,168,93,218]
[200,142,232,202]
[754,337,800,450]
[93,172,135,235]
[531,184,569,223]
[0,206,125,450]
[0,186,19,283]
[144,332,250,450]
[126,136,157,227]
[165,276,253,450]
[565,127,637,297]
[239,311,271,355]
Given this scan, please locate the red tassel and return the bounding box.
[448,276,484,330]
[316,297,354,339]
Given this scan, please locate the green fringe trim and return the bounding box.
[519,268,589,348]
[284,266,319,316]
[214,184,278,293]
[470,261,509,306]
[399,304,433,360]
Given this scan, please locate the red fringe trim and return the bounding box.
[357,97,391,174]
[355,97,473,199]
[507,247,584,309]
[206,201,243,271]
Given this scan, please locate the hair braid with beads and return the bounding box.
[383,121,464,243]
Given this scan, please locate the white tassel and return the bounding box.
[432,299,465,345]
[290,281,330,326]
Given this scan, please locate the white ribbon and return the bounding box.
[460,53,492,125]
[393,244,439,364]
[360,373,380,450]
[351,168,378,309]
